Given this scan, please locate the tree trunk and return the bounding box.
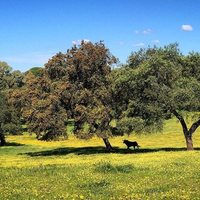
[0,133,6,146]
[172,110,195,151]
[102,138,113,152]
[185,135,193,151]
[41,131,58,141]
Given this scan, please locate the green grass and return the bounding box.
[1,118,200,199]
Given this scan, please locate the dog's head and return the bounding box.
[123,140,128,143]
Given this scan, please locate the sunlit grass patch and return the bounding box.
[1,117,200,199]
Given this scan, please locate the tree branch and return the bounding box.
[189,118,200,136]
[171,109,188,135]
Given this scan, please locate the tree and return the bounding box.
[45,41,117,150]
[10,71,67,140]
[0,132,5,146]
[0,61,12,90]
[113,44,200,150]
[0,94,6,146]
[0,61,23,145]
[0,61,24,89]
[0,92,22,146]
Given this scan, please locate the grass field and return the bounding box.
[1,118,200,200]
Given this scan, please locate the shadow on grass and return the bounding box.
[25,146,200,157]
[5,142,24,146]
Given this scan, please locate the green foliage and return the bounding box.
[0,61,24,89]
[182,52,200,81]
[0,61,23,145]
[112,43,200,149]
[116,117,144,134]
[0,92,22,145]
[0,93,21,134]
[27,67,44,77]
[0,61,12,89]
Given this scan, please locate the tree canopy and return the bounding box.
[45,41,117,150]
[112,44,200,150]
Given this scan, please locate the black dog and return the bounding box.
[123,140,140,150]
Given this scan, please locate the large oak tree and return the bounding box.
[45,41,117,150]
[113,44,200,150]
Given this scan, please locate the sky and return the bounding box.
[0,0,200,71]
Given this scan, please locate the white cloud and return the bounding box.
[83,39,90,43]
[142,28,152,35]
[72,40,81,45]
[151,40,160,44]
[134,42,145,47]
[72,39,90,45]
[135,28,152,35]
[181,24,193,31]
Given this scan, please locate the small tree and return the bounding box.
[0,61,22,145]
[0,92,22,146]
[9,71,67,141]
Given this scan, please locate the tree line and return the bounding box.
[1,41,200,151]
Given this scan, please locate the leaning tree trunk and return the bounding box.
[185,135,193,151]
[172,110,198,151]
[0,133,6,146]
[102,138,113,152]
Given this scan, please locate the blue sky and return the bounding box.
[0,0,199,71]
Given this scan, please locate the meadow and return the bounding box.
[1,118,200,200]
